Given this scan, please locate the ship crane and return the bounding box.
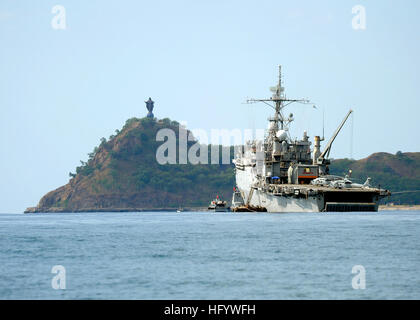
[317,109,353,164]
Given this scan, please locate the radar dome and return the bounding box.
[276,129,288,141]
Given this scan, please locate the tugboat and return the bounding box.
[208,195,231,212]
[232,66,390,212]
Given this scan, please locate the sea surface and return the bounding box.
[0,210,419,299]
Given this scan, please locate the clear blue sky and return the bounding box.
[1,0,419,213]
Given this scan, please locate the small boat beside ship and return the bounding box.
[208,196,231,212]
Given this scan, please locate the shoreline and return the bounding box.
[379,204,420,211]
[24,207,208,214]
[25,205,420,213]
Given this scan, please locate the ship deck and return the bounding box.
[265,183,385,192]
[269,184,383,193]
[262,183,390,202]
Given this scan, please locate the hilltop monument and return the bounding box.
[145,97,154,118]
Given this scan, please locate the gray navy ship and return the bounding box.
[232,66,390,212]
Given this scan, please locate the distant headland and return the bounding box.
[25,116,235,213]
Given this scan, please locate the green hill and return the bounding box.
[26,117,234,212]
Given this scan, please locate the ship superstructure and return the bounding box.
[232,66,390,212]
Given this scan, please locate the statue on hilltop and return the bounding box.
[145,97,154,118]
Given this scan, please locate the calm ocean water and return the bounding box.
[0,210,419,299]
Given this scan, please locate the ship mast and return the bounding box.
[247,66,310,131]
[274,65,283,129]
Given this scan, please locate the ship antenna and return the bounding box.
[278,65,282,93]
[322,107,325,141]
[276,65,282,129]
[350,110,354,159]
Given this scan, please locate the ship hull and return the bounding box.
[235,164,320,212]
[235,167,380,213]
[237,187,379,213]
[236,187,321,212]
[251,189,321,212]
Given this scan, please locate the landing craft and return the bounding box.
[232,66,390,212]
